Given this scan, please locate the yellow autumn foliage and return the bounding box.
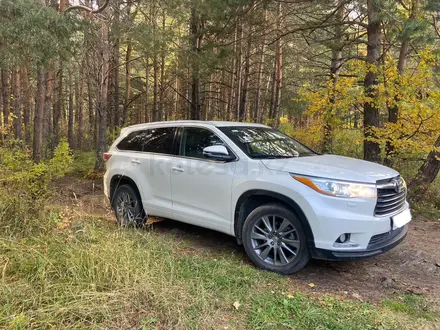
[297,47,440,161]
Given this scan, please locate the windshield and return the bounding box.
[219,126,318,159]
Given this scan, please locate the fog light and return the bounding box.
[339,233,348,243]
[333,233,358,248]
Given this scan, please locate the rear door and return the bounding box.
[136,127,177,218]
[170,126,237,234]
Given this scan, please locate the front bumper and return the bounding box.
[310,224,408,260]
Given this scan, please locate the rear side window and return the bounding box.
[117,127,176,155]
[140,127,176,154]
[116,131,143,151]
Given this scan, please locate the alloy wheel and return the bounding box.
[116,191,138,226]
[251,215,300,265]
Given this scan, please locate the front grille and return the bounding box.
[375,177,407,217]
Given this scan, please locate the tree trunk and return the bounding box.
[94,22,110,171]
[219,69,226,120]
[43,71,53,149]
[145,62,150,122]
[408,135,440,200]
[68,68,74,148]
[261,69,272,122]
[235,20,243,121]
[254,11,267,122]
[206,74,213,120]
[1,69,10,135]
[363,0,382,163]
[75,66,84,149]
[227,46,236,121]
[189,6,201,120]
[152,53,158,121]
[323,0,344,153]
[51,0,68,147]
[111,0,120,130]
[52,67,62,148]
[123,39,132,125]
[33,69,45,163]
[112,51,120,129]
[22,66,31,144]
[173,61,178,121]
[272,3,283,128]
[13,67,22,140]
[239,33,251,122]
[87,73,95,148]
[159,10,166,121]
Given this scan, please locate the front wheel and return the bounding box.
[242,203,310,274]
[112,184,146,227]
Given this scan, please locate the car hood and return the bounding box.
[261,155,399,183]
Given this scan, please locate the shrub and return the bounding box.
[0,140,72,236]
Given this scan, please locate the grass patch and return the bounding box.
[249,292,437,330]
[383,294,439,320]
[0,214,438,329]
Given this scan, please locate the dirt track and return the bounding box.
[54,176,440,308]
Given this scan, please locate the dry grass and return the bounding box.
[1,210,438,329]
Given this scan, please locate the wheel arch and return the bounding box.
[234,189,315,248]
[109,174,143,208]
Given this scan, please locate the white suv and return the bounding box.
[103,121,412,274]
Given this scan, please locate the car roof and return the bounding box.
[121,120,269,133]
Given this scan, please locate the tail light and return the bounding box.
[103,152,112,161]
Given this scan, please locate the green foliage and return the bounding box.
[68,151,96,177]
[0,0,80,68]
[331,129,363,159]
[1,140,72,199]
[0,140,72,236]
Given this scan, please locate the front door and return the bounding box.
[170,127,237,235]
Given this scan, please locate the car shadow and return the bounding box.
[146,218,354,271]
[148,218,251,263]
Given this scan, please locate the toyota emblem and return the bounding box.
[392,178,403,193]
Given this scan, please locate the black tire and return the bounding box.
[112,184,146,227]
[242,203,310,274]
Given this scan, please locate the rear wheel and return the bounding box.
[242,203,310,274]
[112,184,146,227]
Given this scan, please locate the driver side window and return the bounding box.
[180,127,227,159]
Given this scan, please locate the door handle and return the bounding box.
[172,166,184,173]
[131,159,141,164]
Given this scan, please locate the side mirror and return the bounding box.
[203,145,235,162]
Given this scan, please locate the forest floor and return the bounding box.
[40,172,440,328]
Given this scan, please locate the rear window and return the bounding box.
[117,127,176,155]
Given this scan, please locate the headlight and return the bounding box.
[292,175,377,198]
